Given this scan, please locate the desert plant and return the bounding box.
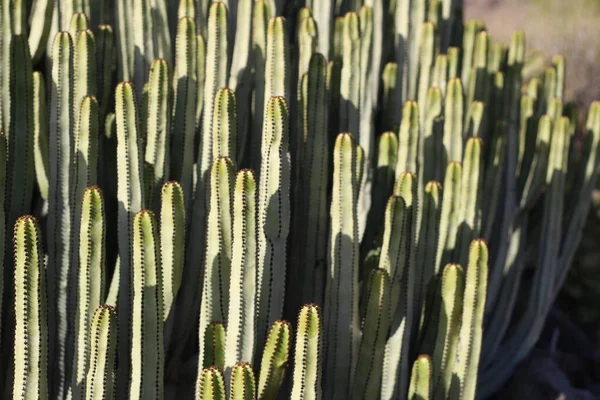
[0,0,597,399]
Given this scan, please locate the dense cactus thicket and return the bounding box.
[0,0,598,399]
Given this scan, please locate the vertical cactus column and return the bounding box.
[353,269,391,398]
[225,170,257,373]
[449,240,488,400]
[258,320,291,400]
[96,25,114,119]
[256,97,291,355]
[160,181,186,322]
[251,0,271,167]
[291,304,322,400]
[130,210,164,400]
[115,81,145,395]
[13,216,48,400]
[324,133,360,400]
[170,16,197,212]
[171,4,228,364]
[229,362,256,400]
[85,305,117,400]
[7,34,35,226]
[33,72,50,201]
[47,31,74,399]
[196,367,226,400]
[145,59,171,210]
[339,12,360,141]
[198,157,234,369]
[70,187,105,400]
[293,53,329,308]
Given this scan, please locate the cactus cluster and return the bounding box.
[0,0,598,399]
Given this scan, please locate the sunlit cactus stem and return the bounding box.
[130,210,164,400]
[85,305,117,400]
[70,187,106,400]
[291,304,323,400]
[13,216,49,400]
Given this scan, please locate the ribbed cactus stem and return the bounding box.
[203,322,226,371]
[256,97,291,354]
[47,31,74,398]
[456,137,482,267]
[264,17,290,110]
[429,263,464,400]
[449,240,488,400]
[68,13,88,40]
[352,269,391,398]
[229,362,256,400]
[196,367,226,400]
[225,170,257,372]
[291,304,323,400]
[251,0,271,168]
[130,210,164,400]
[198,157,234,369]
[160,181,185,323]
[258,320,291,400]
[324,133,360,399]
[7,34,35,226]
[115,81,145,394]
[13,216,48,400]
[33,72,50,200]
[70,187,106,400]
[408,355,432,400]
[211,87,237,161]
[293,53,329,308]
[96,25,114,119]
[435,162,462,271]
[396,100,419,176]
[73,29,97,138]
[339,12,360,140]
[443,78,464,164]
[85,305,117,400]
[145,59,171,210]
[170,17,197,211]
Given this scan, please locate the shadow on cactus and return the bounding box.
[0,0,598,399]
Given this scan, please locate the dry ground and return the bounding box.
[465,0,600,110]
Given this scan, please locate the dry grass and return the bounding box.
[465,0,600,110]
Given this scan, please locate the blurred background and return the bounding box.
[465,1,600,398]
[466,0,600,109]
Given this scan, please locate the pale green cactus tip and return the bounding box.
[13,215,48,400]
[230,362,256,400]
[408,355,432,400]
[197,366,226,400]
[292,304,322,398]
[258,320,291,400]
[86,304,117,400]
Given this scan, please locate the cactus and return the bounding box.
[130,210,164,400]
[13,216,48,400]
[324,133,360,399]
[225,170,257,373]
[197,367,226,400]
[257,320,291,400]
[0,4,598,400]
[70,187,106,400]
[198,157,234,369]
[85,305,117,400]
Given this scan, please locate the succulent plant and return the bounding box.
[0,1,598,400]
